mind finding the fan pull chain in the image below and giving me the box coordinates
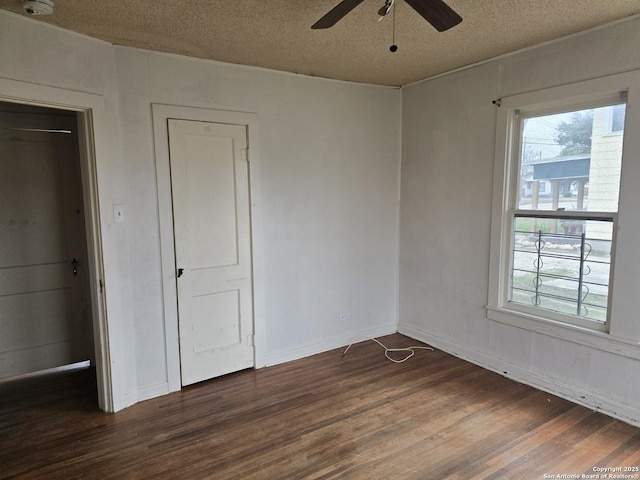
[390,0,398,52]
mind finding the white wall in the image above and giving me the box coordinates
[0,11,400,409]
[399,17,640,425]
[116,47,401,393]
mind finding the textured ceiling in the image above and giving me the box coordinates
[1,0,639,86]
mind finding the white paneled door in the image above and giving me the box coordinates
[168,119,254,386]
[0,113,92,378]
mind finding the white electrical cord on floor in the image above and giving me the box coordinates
[342,338,434,363]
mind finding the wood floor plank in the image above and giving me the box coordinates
[1,334,639,479]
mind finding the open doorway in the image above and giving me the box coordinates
[0,102,98,404]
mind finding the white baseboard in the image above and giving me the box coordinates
[260,324,397,368]
[398,324,640,428]
[135,382,171,404]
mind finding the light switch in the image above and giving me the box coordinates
[113,204,125,223]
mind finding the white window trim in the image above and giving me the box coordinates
[487,71,640,358]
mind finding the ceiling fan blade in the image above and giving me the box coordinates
[404,0,462,32]
[312,0,367,29]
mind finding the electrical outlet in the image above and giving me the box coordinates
[339,313,350,321]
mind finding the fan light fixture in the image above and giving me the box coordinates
[22,0,54,16]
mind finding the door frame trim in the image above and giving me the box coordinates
[152,104,265,391]
[0,78,113,412]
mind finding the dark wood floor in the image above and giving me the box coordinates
[2,334,639,479]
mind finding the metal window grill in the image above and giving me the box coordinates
[511,228,611,322]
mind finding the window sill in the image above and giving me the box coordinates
[486,305,640,361]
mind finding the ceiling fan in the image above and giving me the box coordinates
[312,0,462,32]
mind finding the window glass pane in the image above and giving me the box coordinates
[510,217,612,323]
[517,104,625,212]
[611,104,625,133]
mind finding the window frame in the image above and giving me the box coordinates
[507,99,623,331]
[487,72,639,343]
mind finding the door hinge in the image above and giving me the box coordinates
[99,279,104,293]
[247,335,254,347]
[243,148,250,164]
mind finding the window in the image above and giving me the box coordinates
[487,76,635,334]
[511,103,625,328]
[610,104,626,133]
